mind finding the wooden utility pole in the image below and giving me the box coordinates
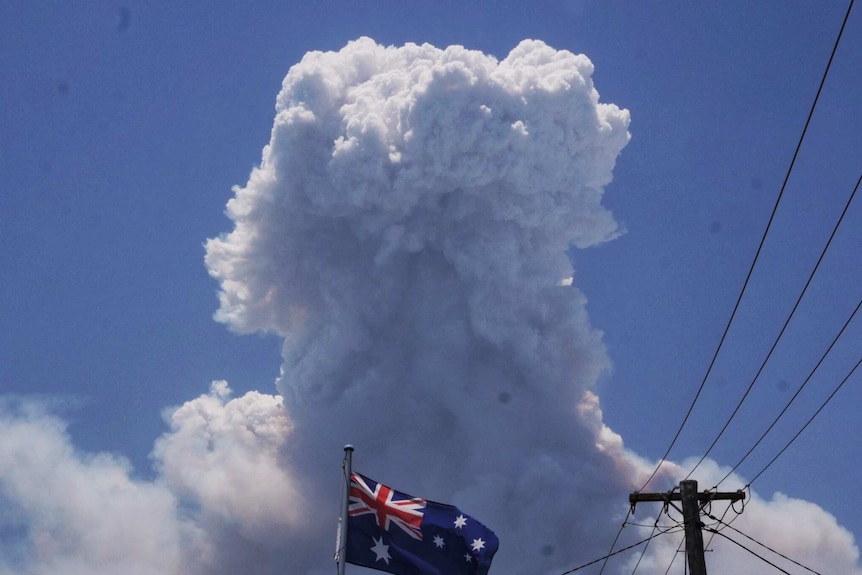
[629,480,744,575]
[680,480,708,575]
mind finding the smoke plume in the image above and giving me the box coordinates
[0,38,859,575]
[204,36,633,571]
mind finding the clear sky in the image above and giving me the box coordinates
[1,2,860,575]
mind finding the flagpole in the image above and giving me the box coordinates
[335,444,353,575]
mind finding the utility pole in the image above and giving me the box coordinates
[629,480,744,575]
[680,480,708,575]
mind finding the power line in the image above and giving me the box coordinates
[706,513,824,575]
[704,528,799,575]
[557,527,682,575]
[703,495,738,550]
[686,172,861,480]
[630,507,665,575]
[715,297,862,487]
[638,0,856,492]
[746,353,862,487]
[597,510,632,575]
[661,535,685,575]
[627,521,684,530]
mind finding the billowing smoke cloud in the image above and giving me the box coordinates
[204,36,633,571]
[0,400,184,575]
[0,38,859,575]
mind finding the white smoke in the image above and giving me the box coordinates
[0,38,859,575]
[153,381,299,538]
[0,399,185,575]
[204,37,633,572]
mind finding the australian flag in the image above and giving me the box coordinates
[346,472,499,575]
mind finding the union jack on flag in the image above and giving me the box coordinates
[349,473,426,540]
[345,472,499,575]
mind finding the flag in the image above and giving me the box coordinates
[346,472,499,575]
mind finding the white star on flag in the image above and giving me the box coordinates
[433,535,445,548]
[454,514,467,529]
[370,537,391,565]
[471,538,486,552]
[464,553,472,563]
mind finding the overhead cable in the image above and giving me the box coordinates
[715,296,862,487]
[706,513,824,575]
[639,0,856,492]
[557,526,682,575]
[662,535,685,575]
[686,172,861,479]
[746,353,862,487]
[705,528,798,575]
[629,507,665,575]
[596,510,632,575]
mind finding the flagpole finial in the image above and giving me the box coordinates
[344,444,354,452]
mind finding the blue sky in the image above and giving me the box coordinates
[1,2,860,574]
